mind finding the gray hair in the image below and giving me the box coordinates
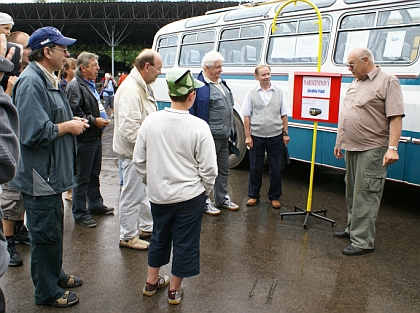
[75,52,99,76]
[201,50,224,69]
[351,47,374,63]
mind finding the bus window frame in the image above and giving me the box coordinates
[266,16,332,66]
[218,23,265,66]
[179,30,216,68]
[333,6,420,66]
[157,34,179,68]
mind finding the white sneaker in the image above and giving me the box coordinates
[204,198,220,216]
[220,195,239,211]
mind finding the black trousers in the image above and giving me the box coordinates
[248,134,283,200]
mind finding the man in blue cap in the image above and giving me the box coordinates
[10,26,88,308]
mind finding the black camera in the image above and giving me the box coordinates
[5,41,22,76]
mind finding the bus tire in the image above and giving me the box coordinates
[229,110,248,169]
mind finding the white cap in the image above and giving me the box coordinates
[0,13,14,26]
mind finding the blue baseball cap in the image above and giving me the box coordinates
[28,26,76,50]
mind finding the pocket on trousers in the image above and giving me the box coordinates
[28,209,60,245]
[363,170,386,193]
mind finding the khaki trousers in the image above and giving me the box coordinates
[344,146,388,249]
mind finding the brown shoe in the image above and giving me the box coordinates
[139,230,152,239]
[246,198,259,206]
[271,200,281,209]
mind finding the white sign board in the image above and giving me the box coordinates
[302,76,331,98]
[271,37,296,58]
[383,31,406,58]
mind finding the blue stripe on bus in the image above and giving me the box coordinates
[159,73,419,85]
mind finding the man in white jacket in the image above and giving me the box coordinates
[113,49,162,250]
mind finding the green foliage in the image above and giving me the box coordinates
[69,43,143,69]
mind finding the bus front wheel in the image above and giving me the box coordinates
[229,111,248,169]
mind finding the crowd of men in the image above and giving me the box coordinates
[0,9,404,310]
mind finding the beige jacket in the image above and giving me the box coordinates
[113,67,157,159]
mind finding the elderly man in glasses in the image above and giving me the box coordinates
[333,47,404,256]
[113,49,162,250]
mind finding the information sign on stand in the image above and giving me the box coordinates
[273,0,342,229]
[292,72,342,124]
[280,71,342,228]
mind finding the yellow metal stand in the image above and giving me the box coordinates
[272,0,335,229]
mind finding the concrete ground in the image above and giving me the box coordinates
[1,123,419,313]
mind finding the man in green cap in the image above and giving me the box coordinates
[133,69,218,305]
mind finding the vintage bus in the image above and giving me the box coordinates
[151,0,420,186]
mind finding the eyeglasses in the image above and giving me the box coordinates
[149,63,162,71]
[346,58,363,69]
[51,46,69,54]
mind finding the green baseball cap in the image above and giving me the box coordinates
[166,69,204,96]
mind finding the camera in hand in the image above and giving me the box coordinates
[5,41,23,76]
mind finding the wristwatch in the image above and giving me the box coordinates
[283,131,289,136]
[388,146,398,151]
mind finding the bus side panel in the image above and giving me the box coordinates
[318,130,345,169]
[288,125,320,163]
[387,141,408,182]
[405,131,420,185]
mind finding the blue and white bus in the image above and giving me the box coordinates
[152,0,420,186]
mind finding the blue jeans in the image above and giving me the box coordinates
[148,193,205,278]
[72,140,105,222]
[248,134,283,200]
[23,194,69,304]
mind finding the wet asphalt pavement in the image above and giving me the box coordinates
[1,121,419,313]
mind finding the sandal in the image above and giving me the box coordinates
[58,274,83,288]
[48,291,79,308]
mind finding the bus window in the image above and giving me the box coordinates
[218,24,264,66]
[221,28,240,40]
[179,31,215,67]
[157,35,178,68]
[272,21,297,35]
[377,8,419,25]
[277,0,336,12]
[334,7,420,65]
[340,13,375,29]
[267,17,331,65]
[298,18,331,32]
[241,25,264,38]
